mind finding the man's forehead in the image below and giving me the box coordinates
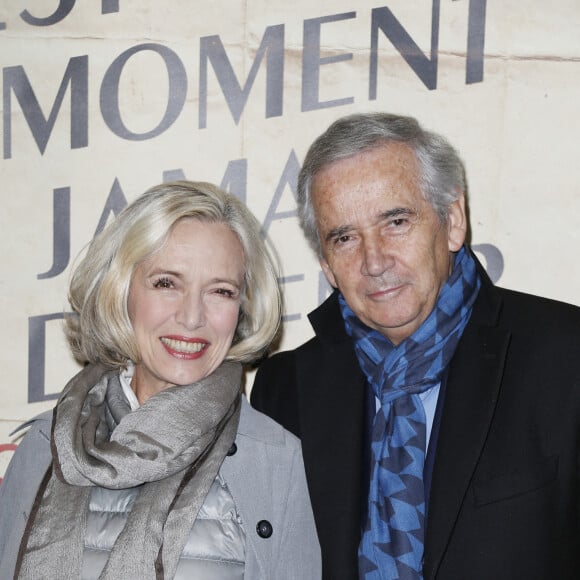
[316,141,419,175]
[313,144,421,192]
[313,177,423,218]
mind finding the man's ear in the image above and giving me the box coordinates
[447,192,468,251]
[320,257,338,288]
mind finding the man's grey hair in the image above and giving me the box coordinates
[297,112,466,255]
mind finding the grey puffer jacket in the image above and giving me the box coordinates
[82,474,245,580]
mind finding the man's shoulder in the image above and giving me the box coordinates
[471,283,580,365]
[255,326,356,389]
[259,334,322,367]
[253,291,359,387]
[495,285,580,329]
[250,336,331,436]
[497,284,579,309]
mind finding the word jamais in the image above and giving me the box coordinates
[3,2,488,159]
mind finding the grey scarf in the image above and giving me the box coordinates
[15,361,242,580]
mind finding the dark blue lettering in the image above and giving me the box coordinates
[220,159,248,204]
[3,56,88,158]
[262,150,301,234]
[466,0,487,83]
[199,25,284,128]
[100,43,187,140]
[280,274,304,322]
[38,187,71,280]
[163,169,187,182]
[20,0,75,26]
[370,3,440,94]
[28,314,66,403]
[302,12,355,111]
[101,0,120,15]
[94,178,128,236]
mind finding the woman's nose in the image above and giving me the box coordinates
[176,294,205,329]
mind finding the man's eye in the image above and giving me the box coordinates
[336,234,351,244]
[386,217,412,231]
[153,277,173,289]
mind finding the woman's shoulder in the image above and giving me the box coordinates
[12,409,53,437]
[2,409,53,486]
[0,410,54,576]
[238,396,301,450]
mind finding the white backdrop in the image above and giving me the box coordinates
[1,0,580,479]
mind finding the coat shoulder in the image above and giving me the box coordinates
[238,397,301,450]
[495,286,580,343]
[498,286,580,318]
[0,410,54,578]
[11,409,53,437]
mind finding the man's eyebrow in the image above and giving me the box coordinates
[324,207,418,242]
[324,207,417,242]
[324,225,352,243]
[378,207,415,220]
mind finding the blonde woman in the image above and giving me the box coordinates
[0,181,321,580]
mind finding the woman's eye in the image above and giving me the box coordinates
[153,277,173,289]
[215,287,236,298]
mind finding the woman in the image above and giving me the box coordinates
[0,181,321,579]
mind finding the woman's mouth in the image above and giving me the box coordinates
[160,337,209,358]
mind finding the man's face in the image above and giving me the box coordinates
[312,142,466,345]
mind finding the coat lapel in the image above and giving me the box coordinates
[423,263,510,578]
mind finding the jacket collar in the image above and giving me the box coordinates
[308,289,350,344]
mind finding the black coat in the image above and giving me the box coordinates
[251,257,580,580]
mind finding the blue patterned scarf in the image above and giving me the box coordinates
[340,246,480,579]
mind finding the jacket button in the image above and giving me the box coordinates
[256,519,273,538]
[227,442,237,456]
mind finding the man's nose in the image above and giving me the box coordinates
[360,234,393,277]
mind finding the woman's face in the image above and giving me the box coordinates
[128,218,244,402]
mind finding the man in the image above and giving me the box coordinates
[251,112,580,579]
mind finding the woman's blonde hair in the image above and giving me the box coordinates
[67,181,281,367]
